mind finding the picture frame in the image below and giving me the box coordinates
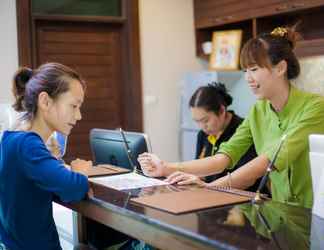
[209,30,243,71]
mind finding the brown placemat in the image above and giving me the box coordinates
[84,164,130,177]
[131,188,250,214]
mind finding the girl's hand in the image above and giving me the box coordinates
[166,171,207,186]
[70,158,92,174]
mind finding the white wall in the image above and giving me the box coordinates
[139,0,204,161]
[0,0,18,103]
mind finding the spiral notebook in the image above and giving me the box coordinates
[131,188,252,214]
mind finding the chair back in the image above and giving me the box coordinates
[309,134,324,218]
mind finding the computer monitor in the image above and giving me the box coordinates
[89,128,152,170]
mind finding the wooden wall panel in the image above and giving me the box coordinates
[16,0,143,162]
[36,21,124,161]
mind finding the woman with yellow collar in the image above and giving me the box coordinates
[190,83,257,186]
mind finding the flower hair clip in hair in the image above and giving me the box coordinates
[271,27,288,37]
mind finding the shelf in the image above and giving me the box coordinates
[195,20,253,59]
[194,3,324,59]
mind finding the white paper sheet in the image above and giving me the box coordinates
[90,172,168,190]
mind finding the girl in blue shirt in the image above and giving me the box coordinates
[0,63,90,250]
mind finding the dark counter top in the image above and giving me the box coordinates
[64,180,323,250]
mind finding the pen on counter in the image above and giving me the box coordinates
[227,172,232,189]
[119,128,145,176]
[98,164,119,172]
[123,192,132,208]
[253,134,287,203]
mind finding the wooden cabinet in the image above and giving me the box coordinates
[194,0,252,28]
[194,0,324,58]
[194,0,292,28]
[289,0,324,10]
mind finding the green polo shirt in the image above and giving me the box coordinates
[219,85,324,208]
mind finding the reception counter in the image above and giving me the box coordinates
[61,181,323,250]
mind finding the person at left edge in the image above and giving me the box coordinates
[0,63,90,250]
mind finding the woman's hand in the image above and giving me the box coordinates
[137,153,167,177]
[70,158,92,175]
[166,171,207,186]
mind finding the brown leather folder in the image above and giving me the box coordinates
[131,188,250,214]
[82,164,130,177]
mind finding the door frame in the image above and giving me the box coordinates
[16,0,143,131]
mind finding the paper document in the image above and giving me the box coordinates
[90,172,168,190]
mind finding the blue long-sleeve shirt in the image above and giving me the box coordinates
[0,131,89,250]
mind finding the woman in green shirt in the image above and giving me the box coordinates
[138,26,324,208]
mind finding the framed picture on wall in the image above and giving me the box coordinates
[209,30,242,71]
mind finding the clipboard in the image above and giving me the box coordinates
[131,188,251,214]
[81,164,130,177]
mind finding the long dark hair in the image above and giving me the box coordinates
[189,82,232,114]
[12,62,86,121]
[240,25,301,80]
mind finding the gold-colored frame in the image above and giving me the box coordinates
[209,30,242,71]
